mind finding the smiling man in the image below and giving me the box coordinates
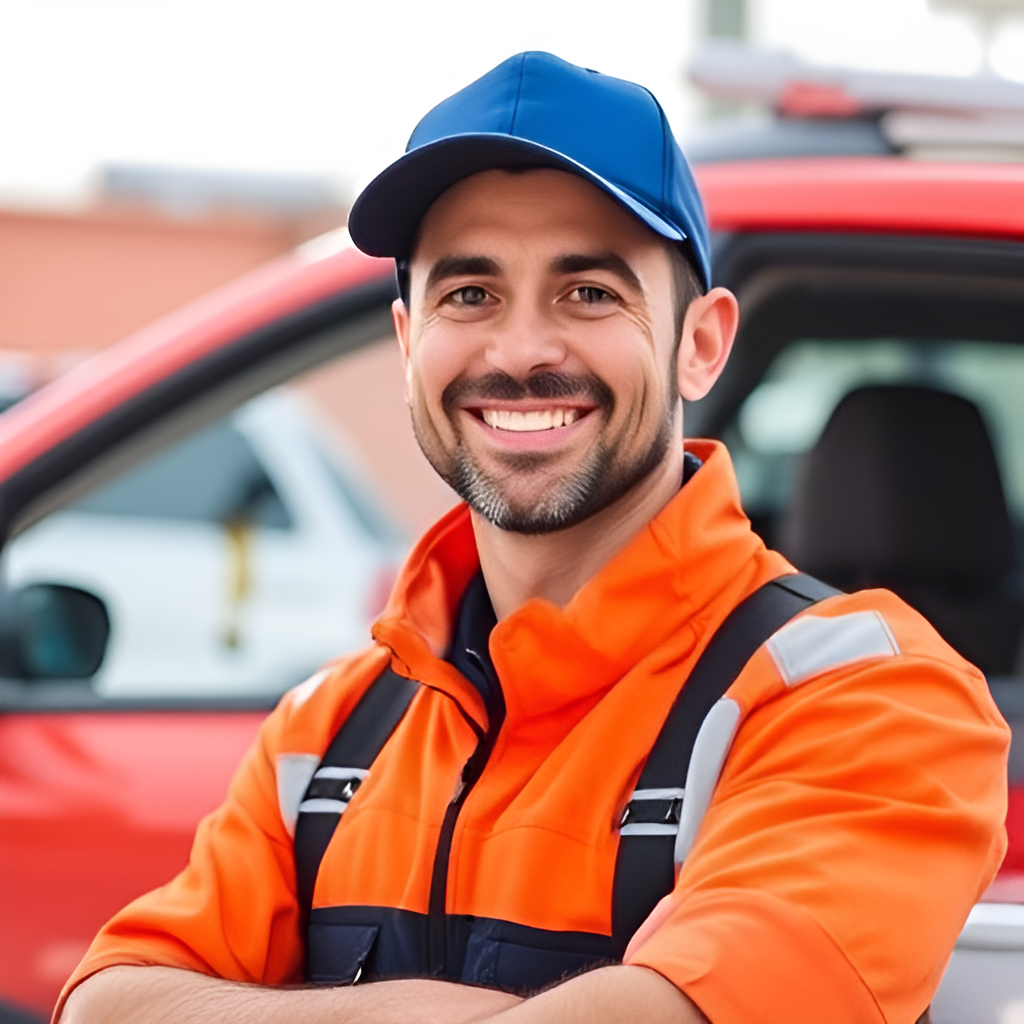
[59,52,1008,1024]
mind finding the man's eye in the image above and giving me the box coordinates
[570,286,613,304]
[448,286,489,306]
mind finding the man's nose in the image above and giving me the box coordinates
[482,300,568,379]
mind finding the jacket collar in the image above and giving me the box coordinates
[372,440,770,729]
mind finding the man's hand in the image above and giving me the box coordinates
[60,963,705,1024]
[483,965,708,1024]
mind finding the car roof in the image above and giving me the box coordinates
[695,157,1024,239]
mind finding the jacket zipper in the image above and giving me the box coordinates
[427,648,504,977]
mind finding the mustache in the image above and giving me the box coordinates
[442,370,614,409]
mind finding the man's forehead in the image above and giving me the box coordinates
[409,168,666,284]
[413,167,652,252]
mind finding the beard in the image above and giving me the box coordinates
[411,369,675,535]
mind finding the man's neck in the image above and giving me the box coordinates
[472,444,686,621]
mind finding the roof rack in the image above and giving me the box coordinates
[686,42,1024,160]
[690,41,1024,116]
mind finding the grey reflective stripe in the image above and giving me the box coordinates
[767,611,899,687]
[298,798,351,814]
[630,787,685,801]
[620,823,679,836]
[276,753,321,837]
[674,697,742,865]
[314,766,369,781]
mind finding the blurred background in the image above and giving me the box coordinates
[2,0,1023,534]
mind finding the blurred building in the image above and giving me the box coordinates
[0,165,346,397]
[702,0,750,119]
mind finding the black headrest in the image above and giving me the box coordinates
[780,385,1013,588]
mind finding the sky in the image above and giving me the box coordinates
[0,0,1022,206]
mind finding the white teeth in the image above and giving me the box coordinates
[481,408,581,431]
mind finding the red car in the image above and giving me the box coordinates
[1,118,1022,1022]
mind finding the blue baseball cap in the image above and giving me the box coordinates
[348,51,711,291]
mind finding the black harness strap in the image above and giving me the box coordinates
[294,666,420,930]
[610,573,839,956]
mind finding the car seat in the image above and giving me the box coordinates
[779,384,1024,677]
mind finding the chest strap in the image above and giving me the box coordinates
[610,572,840,957]
[294,666,420,930]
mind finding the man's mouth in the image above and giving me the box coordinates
[480,408,583,432]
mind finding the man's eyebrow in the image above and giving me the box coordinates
[552,253,642,292]
[425,255,501,292]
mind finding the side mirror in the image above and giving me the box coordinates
[0,583,111,680]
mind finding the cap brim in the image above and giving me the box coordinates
[348,134,687,258]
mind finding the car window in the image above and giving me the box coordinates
[726,339,1024,533]
[725,338,1024,582]
[308,442,405,548]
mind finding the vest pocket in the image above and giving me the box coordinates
[307,922,379,984]
[461,919,615,993]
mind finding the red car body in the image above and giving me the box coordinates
[1,158,1022,1020]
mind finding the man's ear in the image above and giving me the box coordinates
[677,287,739,402]
[392,298,414,403]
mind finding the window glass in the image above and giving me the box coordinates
[308,442,405,548]
[71,421,293,529]
[726,339,1024,538]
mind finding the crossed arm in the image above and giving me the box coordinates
[60,962,708,1024]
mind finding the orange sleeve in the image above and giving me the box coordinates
[627,604,1010,1023]
[53,649,387,1022]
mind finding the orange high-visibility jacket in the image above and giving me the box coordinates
[58,441,1010,1023]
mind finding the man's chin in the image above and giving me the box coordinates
[451,452,622,535]
[469,499,576,536]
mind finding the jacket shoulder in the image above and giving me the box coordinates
[267,644,394,760]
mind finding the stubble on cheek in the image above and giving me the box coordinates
[406,379,459,487]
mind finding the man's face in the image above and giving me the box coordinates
[395,168,682,534]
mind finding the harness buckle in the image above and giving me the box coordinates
[298,766,369,815]
[619,787,685,832]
